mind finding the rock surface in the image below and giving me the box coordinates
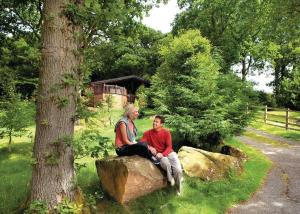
[220,145,248,161]
[178,146,242,181]
[95,155,167,203]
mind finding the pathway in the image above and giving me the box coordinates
[228,128,300,214]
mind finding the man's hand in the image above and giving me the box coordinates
[149,146,157,155]
[156,153,164,159]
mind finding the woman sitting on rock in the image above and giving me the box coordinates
[114,104,159,164]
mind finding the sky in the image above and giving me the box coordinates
[142,0,181,33]
[142,0,273,93]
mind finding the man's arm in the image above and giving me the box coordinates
[140,131,157,155]
[162,131,173,157]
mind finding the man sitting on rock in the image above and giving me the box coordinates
[140,115,183,195]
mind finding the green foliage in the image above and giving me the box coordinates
[25,200,48,214]
[0,95,35,151]
[174,0,269,73]
[0,37,39,99]
[54,198,81,214]
[104,94,114,112]
[150,30,255,148]
[135,85,148,117]
[150,30,224,148]
[56,96,70,109]
[86,24,164,80]
[0,0,41,40]
[257,91,276,107]
[278,69,300,110]
[74,95,96,122]
[73,127,112,171]
[216,73,257,133]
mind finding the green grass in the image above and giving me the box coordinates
[0,134,33,213]
[242,131,289,147]
[0,108,272,214]
[250,119,300,141]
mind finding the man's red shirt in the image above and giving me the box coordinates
[140,128,173,157]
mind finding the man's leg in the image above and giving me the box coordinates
[167,152,183,193]
[160,157,173,183]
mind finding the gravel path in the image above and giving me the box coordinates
[228,129,300,214]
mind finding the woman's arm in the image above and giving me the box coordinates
[119,122,133,145]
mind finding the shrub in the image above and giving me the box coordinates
[149,30,255,149]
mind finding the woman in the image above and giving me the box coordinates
[114,104,159,164]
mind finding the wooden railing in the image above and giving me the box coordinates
[254,105,300,131]
[103,84,127,95]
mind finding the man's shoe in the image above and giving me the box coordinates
[151,156,160,165]
[170,178,175,186]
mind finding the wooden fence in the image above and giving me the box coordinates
[254,105,300,131]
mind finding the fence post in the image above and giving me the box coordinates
[286,108,289,130]
[264,105,268,123]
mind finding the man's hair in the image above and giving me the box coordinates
[155,115,165,124]
[123,104,136,117]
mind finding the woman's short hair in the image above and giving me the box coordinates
[123,104,136,117]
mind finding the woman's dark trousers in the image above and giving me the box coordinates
[116,142,153,160]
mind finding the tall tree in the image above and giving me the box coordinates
[29,0,167,210]
[29,0,82,208]
[261,0,300,100]
[87,24,164,81]
[173,0,269,78]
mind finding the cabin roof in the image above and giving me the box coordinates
[90,75,149,86]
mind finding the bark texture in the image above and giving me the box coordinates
[30,0,80,208]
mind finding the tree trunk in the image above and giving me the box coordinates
[241,58,247,81]
[274,58,287,97]
[8,129,12,153]
[30,0,81,209]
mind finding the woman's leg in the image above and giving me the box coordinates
[116,143,153,159]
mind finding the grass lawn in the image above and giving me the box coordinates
[250,119,300,141]
[0,130,34,213]
[0,108,272,213]
[242,131,289,147]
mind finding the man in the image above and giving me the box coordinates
[140,115,183,195]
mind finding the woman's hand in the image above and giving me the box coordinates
[149,146,157,155]
[156,153,163,159]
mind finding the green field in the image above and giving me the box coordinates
[0,108,272,213]
[251,109,300,141]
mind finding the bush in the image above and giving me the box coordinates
[0,95,35,152]
[277,68,300,110]
[148,30,255,149]
[257,90,276,107]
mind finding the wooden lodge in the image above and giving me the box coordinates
[88,75,149,108]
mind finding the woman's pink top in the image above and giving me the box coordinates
[115,121,134,148]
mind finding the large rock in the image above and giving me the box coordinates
[178,146,242,181]
[95,155,167,203]
[220,145,247,161]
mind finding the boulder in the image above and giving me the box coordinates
[220,145,247,161]
[178,146,242,181]
[95,155,167,203]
